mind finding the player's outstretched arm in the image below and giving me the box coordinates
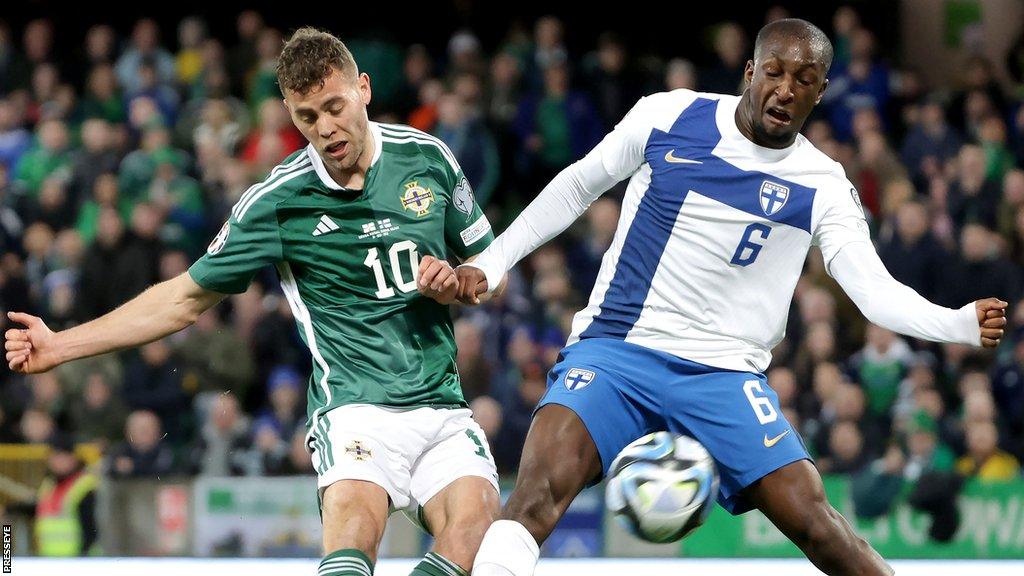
[830,242,1004,347]
[454,151,619,303]
[5,272,225,373]
[455,95,657,303]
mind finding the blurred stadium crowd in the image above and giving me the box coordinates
[0,5,1023,517]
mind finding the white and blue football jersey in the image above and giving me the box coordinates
[565,90,870,373]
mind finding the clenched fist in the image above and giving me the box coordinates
[455,265,489,305]
[976,298,1008,348]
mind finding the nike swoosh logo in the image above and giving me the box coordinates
[763,429,791,448]
[664,150,703,164]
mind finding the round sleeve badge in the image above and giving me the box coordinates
[453,177,475,216]
[207,221,230,255]
[849,187,865,214]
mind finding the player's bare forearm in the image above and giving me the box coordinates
[6,272,224,372]
[59,272,224,361]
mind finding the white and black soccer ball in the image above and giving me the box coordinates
[605,432,720,543]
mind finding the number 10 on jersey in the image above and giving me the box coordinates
[364,240,419,298]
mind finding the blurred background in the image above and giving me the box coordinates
[1,0,1023,569]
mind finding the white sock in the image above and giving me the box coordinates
[472,520,540,576]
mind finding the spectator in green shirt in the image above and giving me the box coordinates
[903,410,955,480]
[80,65,126,125]
[14,118,71,196]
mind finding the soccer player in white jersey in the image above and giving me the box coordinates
[457,19,1006,576]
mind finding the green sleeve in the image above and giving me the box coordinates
[188,201,283,294]
[443,168,494,261]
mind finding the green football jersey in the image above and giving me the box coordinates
[188,122,494,431]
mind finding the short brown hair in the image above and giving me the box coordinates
[276,27,358,95]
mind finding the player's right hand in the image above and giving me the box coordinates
[975,297,1008,348]
[5,311,60,373]
[455,265,488,306]
[417,255,458,305]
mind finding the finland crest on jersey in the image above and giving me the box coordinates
[759,181,790,216]
[564,368,596,390]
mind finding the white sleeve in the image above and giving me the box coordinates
[813,177,872,268]
[830,241,980,346]
[462,95,658,290]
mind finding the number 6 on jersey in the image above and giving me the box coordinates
[730,223,772,267]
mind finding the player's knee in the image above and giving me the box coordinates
[321,488,388,557]
[502,414,598,539]
[436,509,498,562]
[802,498,851,554]
[322,521,383,561]
[502,483,564,538]
[445,498,499,537]
[505,464,595,544]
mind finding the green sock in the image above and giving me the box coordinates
[409,551,468,576]
[320,548,374,576]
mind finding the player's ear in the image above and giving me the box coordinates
[815,78,829,105]
[743,60,755,87]
[358,72,372,106]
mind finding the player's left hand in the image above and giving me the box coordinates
[418,255,458,305]
[975,297,1008,348]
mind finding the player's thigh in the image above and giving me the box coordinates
[320,479,390,559]
[535,339,660,479]
[500,404,605,544]
[406,409,499,534]
[311,405,419,513]
[664,369,808,515]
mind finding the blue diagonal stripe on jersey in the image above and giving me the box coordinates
[580,97,817,341]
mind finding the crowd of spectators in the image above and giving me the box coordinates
[1,7,1023,506]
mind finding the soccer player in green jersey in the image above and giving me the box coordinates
[6,28,504,576]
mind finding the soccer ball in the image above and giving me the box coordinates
[605,432,719,543]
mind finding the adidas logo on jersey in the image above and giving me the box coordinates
[313,215,340,236]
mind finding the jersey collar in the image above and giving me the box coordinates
[307,121,384,191]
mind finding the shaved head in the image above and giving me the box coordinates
[754,18,833,73]
[737,18,832,148]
